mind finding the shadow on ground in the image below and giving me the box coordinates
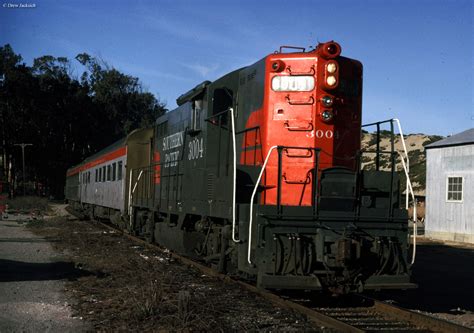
[0,237,58,243]
[0,259,93,282]
[371,243,474,313]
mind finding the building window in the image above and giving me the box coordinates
[447,176,463,202]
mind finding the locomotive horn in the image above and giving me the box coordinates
[317,41,341,59]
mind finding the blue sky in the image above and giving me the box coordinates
[1,0,472,135]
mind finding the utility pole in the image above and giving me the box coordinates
[14,143,33,196]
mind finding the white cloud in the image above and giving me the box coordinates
[180,62,219,78]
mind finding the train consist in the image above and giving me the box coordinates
[66,41,416,293]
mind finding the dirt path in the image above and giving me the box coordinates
[0,218,90,332]
[48,203,72,218]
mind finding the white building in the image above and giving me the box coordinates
[425,128,474,243]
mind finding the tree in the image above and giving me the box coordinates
[76,53,165,139]
[0,45,166,197]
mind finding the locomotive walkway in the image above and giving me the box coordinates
[0,214,90,332]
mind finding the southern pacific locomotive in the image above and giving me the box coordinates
[65,42,415,293]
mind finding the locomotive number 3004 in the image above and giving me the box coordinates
[188,138,204,160]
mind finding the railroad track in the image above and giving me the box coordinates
[76,214,471,333]
[284,293,471,332]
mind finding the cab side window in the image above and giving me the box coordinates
[191,100,202,131]
[212,88,233,125]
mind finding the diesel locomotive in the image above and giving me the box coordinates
[65,41,416,293]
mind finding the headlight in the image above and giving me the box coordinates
[321,95,333,107]
[321,110,333,122]
[326,62,337,73]
[326,75,337,86]
[272,75,315,92]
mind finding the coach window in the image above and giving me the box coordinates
[117,161,123,180]
[102,166,106,182]
[112,163,117,181]
[106,165,111,181]
[95,169,98,182]
[212,88,233,125]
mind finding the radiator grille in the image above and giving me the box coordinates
[207,173,214,200]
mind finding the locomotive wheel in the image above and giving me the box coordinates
[145,217,155,243]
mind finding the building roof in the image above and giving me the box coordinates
[425,128,474,149]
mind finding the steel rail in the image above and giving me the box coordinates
[366,296,472,333]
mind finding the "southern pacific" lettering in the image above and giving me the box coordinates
[162,131,184,151]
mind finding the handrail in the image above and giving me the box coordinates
[398,151,417,264]
[198,106,240,242]
[362,118,417,264]
[279,45,306,53]
[205,108,231,121]
[248,145,278,264]
[128,170,133,215]
[247,145,320,264]
[229,107,240,243]
[128,169,144,228]
[285,95,315,106]
[361,119,395,127]
[392,119,410,209]
[392,118,417,264]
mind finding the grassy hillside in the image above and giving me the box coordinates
[360,132,443,195]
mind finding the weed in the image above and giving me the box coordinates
[6,196,49,213]
[128,273,169,320]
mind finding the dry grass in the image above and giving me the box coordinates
[6,196,49,213]
[128,272,169,319]
[27,217,315,332]
[126,271,222,330]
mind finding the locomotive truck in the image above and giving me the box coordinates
[66,41,416,293]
